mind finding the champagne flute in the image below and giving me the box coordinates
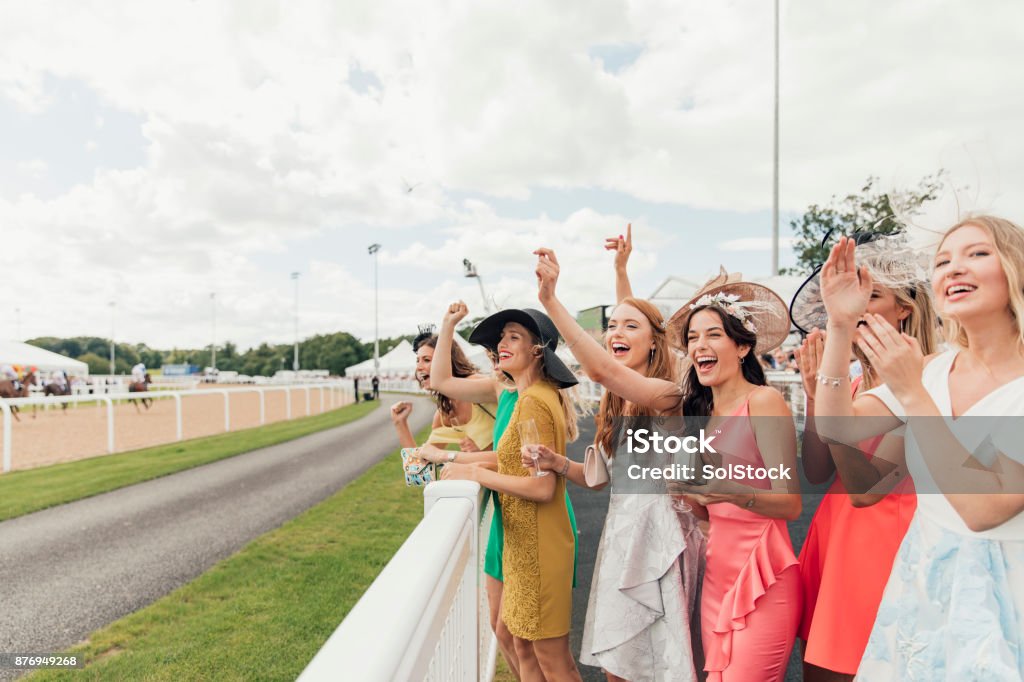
[518,419,548,477]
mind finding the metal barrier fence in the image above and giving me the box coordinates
[0,382,353,473]
[300,481,495,682]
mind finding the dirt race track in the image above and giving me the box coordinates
[0,386,352,471]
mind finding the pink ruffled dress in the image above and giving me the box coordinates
[701,399,802,681]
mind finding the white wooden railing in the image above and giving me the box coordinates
[0,382,353,473]
[300,481,496,682]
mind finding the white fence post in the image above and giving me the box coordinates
[220,390,230,432]
[174,393,183,441]
[1,401,11,472]
[103,397,115,453]
[304,386,311,416]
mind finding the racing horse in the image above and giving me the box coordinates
[128,373,153,411]
[43,375,73,412]
[0,369,38,421]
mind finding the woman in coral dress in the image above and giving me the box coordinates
[789,231,938,681]
[668,271,803,682]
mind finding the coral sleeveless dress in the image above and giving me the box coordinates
[701,398,802,681]
[798,377,917,674]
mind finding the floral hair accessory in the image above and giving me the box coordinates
[689,292,763,334]
[666,267,790,355]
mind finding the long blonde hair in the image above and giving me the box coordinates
[937,215,1024,351]
[525,339,585,443]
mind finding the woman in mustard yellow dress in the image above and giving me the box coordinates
[442,301,583,682]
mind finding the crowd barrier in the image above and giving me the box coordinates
[0,382,353,473]
[300,481,495,682]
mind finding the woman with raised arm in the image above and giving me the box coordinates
[531,234,705,682]
[788,232,939,682]
[440,304,584,681]
[814,218,1024,679]
[389,325,495,456]
[665,270,802,682]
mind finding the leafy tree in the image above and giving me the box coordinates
[783,172,945,275]
[76,352,108,375]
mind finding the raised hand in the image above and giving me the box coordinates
[856,313,926,403]
[820,236,873,328]
[442,300,470,328]
[390,401,413,424]
[604,223,633,271]
[533,248,561,303]
[795,328,826,400]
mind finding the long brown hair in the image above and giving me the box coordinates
[679,305,767,424]
[413,332,478,422]
[594,297,678,457]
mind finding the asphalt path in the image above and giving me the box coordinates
[565,421,829,682]
[0,396,433,677]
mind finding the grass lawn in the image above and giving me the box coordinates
[29,424,431,681]
[0,400,379,522]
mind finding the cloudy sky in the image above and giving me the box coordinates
[2,0,1021,351]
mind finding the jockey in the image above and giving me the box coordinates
[1,364,21,391]
[51,370,69,390]
[131,362,147,384]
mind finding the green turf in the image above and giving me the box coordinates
[29,425,430,682]
[0,401,379,522]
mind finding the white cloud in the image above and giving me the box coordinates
[16,159,47,179]
[719,236,797,252]
[1,0,1022,350]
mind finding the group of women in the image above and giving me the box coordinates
[390,217,1024,681]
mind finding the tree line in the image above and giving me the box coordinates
[28,332,419,377]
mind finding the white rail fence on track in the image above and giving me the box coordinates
[300,480,496,682]
[0,382,354,473]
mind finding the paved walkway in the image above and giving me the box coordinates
[0,397,433,676]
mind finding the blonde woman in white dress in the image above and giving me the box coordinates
[814,216,1024,680]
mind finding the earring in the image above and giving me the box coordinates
[648,349,655,364]
[900,318,906,334]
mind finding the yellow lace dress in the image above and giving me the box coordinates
[498,381,575,640]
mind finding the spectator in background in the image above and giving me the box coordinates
[353,376,360,403]
[371,375,380,400]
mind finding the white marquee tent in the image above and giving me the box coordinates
[0,340,89,376]
[344,335,494,379]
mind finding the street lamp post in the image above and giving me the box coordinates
[368,244,381,376]
[291,273,300,372]
[463,258,493,314]
[108,301,116,375]
[210,292,217,371]
[771,0,781,276]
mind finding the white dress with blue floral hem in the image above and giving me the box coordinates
[861,350,1024,681]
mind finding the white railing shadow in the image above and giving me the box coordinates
[300,480,496,682]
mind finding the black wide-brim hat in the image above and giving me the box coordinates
[468,308,578,389]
